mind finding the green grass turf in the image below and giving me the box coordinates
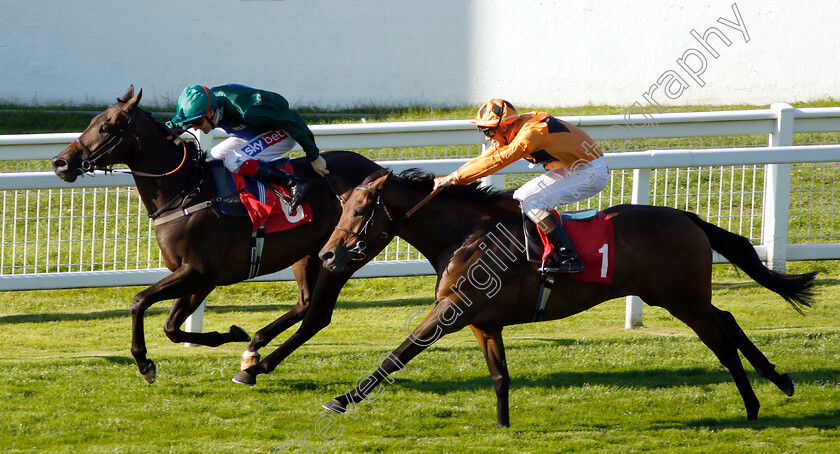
[1,268,839,453]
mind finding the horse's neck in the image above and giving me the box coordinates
[129,126,201,215]
[393,193,507,266]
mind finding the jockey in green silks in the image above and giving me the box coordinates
[167,84,328,215]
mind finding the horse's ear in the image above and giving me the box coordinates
[118,85,135,103]
[361,168,392,186]
[375,169,392,186]
[124,88,143,112]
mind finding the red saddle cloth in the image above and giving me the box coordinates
[536,210,615,283]
[230,162,314,233]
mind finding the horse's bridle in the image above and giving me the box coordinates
[75,103,189,179]
[333,181,443,260]
[75,104,140,173]
[333,186,396,260]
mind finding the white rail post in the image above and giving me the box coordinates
[762,103,794,273]
[184,300,207,348]
[625,168,650,328]
[184,128,215,346]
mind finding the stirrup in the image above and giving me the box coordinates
[287,178,311,215]
[540,252,583,274]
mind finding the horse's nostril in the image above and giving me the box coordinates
[319,250,334,262]
[52,157,68,169]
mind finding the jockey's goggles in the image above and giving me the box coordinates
[478,126,497,138]
[188,116,207,127]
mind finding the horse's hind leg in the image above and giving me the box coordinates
[666,303,761,419]
[163,287,251,347]
[715,308,795,396]
[241,256,320,370]
[471,325,511,428]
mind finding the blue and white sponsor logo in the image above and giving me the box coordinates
[242,137,267,157]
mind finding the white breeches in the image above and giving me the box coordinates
[209,129,297,173]
[513,156,609,222]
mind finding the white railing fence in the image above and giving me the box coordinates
[1,103,838,331]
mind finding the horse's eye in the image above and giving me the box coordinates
[354,209,364,217]
[99,124,113,134]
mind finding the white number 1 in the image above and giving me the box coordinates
[598,243,609,278]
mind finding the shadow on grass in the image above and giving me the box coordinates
[100,355,135,366]
[0,296,429,324]
[0,303,292,324]
[338,296,431,310]
[655,408,840,430]
[389,367,840,394]
[0,308,149,324]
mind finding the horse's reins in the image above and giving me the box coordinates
[144,132,206,221]
[323,173,345,206]
[336,185,441,260]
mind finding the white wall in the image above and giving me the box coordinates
[0,0,837,109]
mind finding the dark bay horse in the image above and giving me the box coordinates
[318,169,817,427]
[51,86,386,385]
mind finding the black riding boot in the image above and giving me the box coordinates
[253,162,311,215]
[542,227,583,274]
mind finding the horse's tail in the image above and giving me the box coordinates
[681,210,816,313]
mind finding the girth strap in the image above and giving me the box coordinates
[153,199,221,226]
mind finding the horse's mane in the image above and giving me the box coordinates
[370,168,514,205]
[136,106,202,155]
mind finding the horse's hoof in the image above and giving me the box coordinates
[141,361,157,384]
[230,325,251,342]
[322,398,347,414]
[232,370,257,386]
[780,373,795,397]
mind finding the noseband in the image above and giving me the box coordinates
[333,186,396,260]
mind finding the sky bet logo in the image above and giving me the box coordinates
[243,130,288,156]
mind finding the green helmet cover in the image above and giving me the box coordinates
[168,85,218,128]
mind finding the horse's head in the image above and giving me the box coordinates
[319,169,394,273]
[52,86,143,182]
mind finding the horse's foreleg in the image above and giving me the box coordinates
[471,325,511,428]
[130,289,158,384]
[163,287,251,347]
[715,308,795,396]
[232,269,350,385]
[242,257,320,370]
[323,296,471,413]
[130,265,201,383]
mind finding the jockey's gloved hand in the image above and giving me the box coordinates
[433,174,455,191]
[311,155,330,176]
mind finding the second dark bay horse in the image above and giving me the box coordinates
[318,169,817,427]
[51,86,387,385]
